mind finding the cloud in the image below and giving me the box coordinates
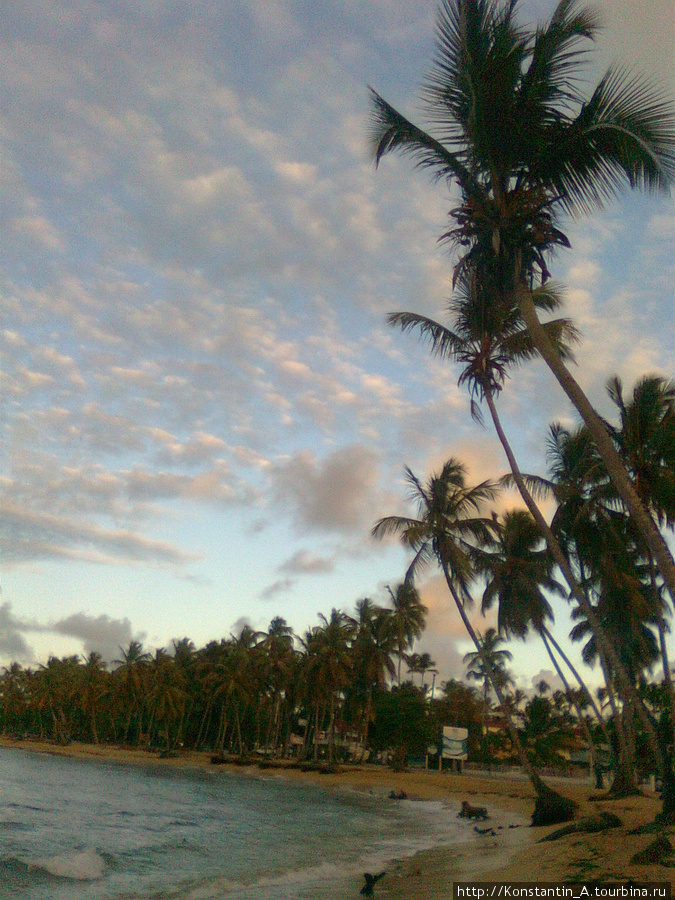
[260,578,295,600]
[528,669,565,696]
[50,613,142,664]
[271,444,382,534]
[261,547,336,601]
[0,500,199,567]
[0,602,35,664]
[0,602,144,666]
[278,549,335,575]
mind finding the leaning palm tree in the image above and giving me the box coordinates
[369,0,675,600]
[476,509,607,765]
[388,260,642,765]
[373,457,576,823]
[606,375,675,744]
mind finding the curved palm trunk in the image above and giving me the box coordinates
[541,626,606,734]
[441,563,570,817]
[484,389,672,810]
[514,283,675,601]
[540,630,597,774]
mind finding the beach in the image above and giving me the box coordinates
[2,738,672,896]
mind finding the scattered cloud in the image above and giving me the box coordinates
[0,602,145,667]
[270,444,383,534]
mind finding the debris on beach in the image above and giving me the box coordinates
[458,800,488,820]
[361,871,386,895]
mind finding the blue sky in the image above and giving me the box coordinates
[1,0,673,691]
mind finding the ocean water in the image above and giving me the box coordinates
[0,748,478,899]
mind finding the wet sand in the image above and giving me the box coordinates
[2,738,673,896]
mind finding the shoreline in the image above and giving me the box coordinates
[2,738,673,897]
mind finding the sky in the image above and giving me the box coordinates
[1,0,673,692]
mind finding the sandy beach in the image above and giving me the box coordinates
[2,738,673,896]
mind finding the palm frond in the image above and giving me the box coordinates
[500,471,555,500]
[387,311,465,360]
[543,66,675,214]
[368,89,478,190]
[371,515,421,541]
[520,0,600,111]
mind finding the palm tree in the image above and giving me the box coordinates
[369,0,675,601]
[113,640,151,744]
[544,420,666,795]
[148,649,187,751]
[607,375,675,741]
[417,652,438,691]
[80,652,108,744]
[607,375,675,530]
[386,229,650,786]
[260,617,296,753]
[310,609,356,765]
[386,582,428,683]
[464,627,513,765]
[373,457,575,823]
[476,508,607,769]
[350,598,396,754]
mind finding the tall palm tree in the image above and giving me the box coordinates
[607,375,675,530]
[417,652,438,691]
[373,457,575,822]
[310,609,356,765]
[476,509,607,765]
[463,627,513,765]
[80,652,108,744]
[260,617,296,753]
[544,420,667,795]
[387,234,651,784]
[606,375,675,739]
[386,582,428,683]
[113,641,151,744]
[369,0,675,600]
[349,598,396,753]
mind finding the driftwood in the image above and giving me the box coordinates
[458,800,488,820]
[538,811,622,842]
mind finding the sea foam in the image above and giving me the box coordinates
[30,847,106,880]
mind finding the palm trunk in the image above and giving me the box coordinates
[541,626,606,730]
[610,695,643,797]
[441,563,574,823]
[540,630,597,775]
[649,559,675,749]
[484,388,672,807]
[514,281,675,600]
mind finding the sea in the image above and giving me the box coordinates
[0,747,482,899]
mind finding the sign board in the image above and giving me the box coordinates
[442,726,468,760]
